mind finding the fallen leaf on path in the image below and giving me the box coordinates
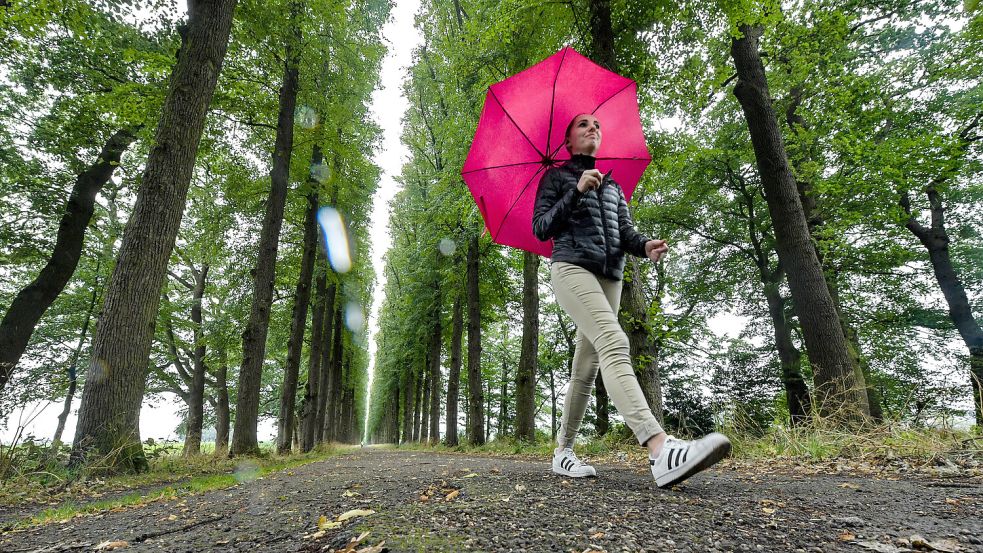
[761,507,776,514]
[838,483,860,489]
[356,541,386,553]
[95,541,129,551]
[590,532,605,539]
[343,490,361,497]
[445,489,460,501]
[910,535,960,552]
[462,473,479,478]
[515,484,526,492]
[839,531,856,541]
[214,539,230,545]
[855,540,906,552]
[944,498,959,506]
[337,509,375,522]
[317,515,342,530]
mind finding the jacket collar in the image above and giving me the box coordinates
[563,154,596,171]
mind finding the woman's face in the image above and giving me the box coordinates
[566,114,602,155]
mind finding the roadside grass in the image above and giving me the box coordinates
[389,420,982,474]
[0,441,352,530]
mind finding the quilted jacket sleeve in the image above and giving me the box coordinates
[617,185,649,258]
[532,169,582,241]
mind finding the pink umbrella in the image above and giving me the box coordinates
[462,46,651,257]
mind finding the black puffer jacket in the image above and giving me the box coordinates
[532,154,649,280]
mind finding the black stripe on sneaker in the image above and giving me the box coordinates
[681,449,688,464]
[563,458,572,471]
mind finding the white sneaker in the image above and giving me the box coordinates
[650,432,731,488]
[552,447,597,478]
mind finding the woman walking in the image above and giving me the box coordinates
[533,113,731,488]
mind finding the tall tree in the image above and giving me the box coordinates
[729,22,869,422]
[231,1,302,456]
[71,1,238,469]
[515,251,539,441]
[0,128,136,395]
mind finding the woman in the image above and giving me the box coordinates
[532,113,730,488]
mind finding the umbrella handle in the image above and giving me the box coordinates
[597,169,613,193]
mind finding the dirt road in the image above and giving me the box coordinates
[2,447,980,552]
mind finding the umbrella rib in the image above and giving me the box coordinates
[545,47,570,156]
[492,164,547,241]
[590,80,636,117]
[488,89,544,158]
[461,160,544,176]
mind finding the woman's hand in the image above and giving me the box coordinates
[645,239,669,263]
[576,169,604,193]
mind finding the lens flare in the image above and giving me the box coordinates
[317,206,352,273]
[295,105,318,129]
[438,238,457,256]
[344,301,365,332]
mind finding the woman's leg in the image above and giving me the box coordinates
[551,262,663,446]
[556,330,598,449]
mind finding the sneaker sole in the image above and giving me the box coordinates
[655,434,731,488]
[551,465,596,478]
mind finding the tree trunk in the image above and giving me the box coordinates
[420,362,431,443]
[515,251,539,441]
[52,259,103,449]
[412,369,422,441]
[183,263,210,456]
[213,349,230,456]
[445,295,463,446]
[619,260,664,421]
[301,246,327,452]
[730,24,868,423]
[594,374,610,436]
[902,188,983,426]
[498,356,509,437]
[70,5,237,470]
[401,369,414,443]
[0,129,136,395]
[762,282,811,423]
[231,7,302,457]
[466,234,484,445]
[277,191,319,454]
[322,305,343,442]
[427,298,442,444]
[315,285,337,444]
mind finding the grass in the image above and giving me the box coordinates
[1,442,354,531]
[387,420,982,473]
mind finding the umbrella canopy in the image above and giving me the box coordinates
[462,46,651,257]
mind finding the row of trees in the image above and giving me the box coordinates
[367,0,981,445]
[1,0,389,469]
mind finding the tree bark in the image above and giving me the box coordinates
[412,368,422,441]
[315,285,337,444]
[327,307,344,442]
[401,369,414,443]
[320,304,342,442]
[466,234,484,445]
[902,187,983,426]
[420,361,432,443]
[183,262,210,456]
[0,128,136,395]
[231,5,302,456]
[762,282,811,423]
[515,251,539,441]
[427,295,442,444]
[70,4,237,470]
[277,191,319,454]
[213,348,230,455]
[619,260,664,421]
[498,354,509,437]
[445,295,463,446]
[301,246,327,451]
[730,24,868,423]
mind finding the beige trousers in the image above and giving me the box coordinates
[551,261,664,447]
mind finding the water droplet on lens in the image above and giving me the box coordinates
[310,162,330,183]
[317,206,352,273]
[234,460,260,483]
[344,302,365,332]
[438,238,456,256]
[295,105,318,129]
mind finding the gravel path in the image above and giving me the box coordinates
[1,446,980,552]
